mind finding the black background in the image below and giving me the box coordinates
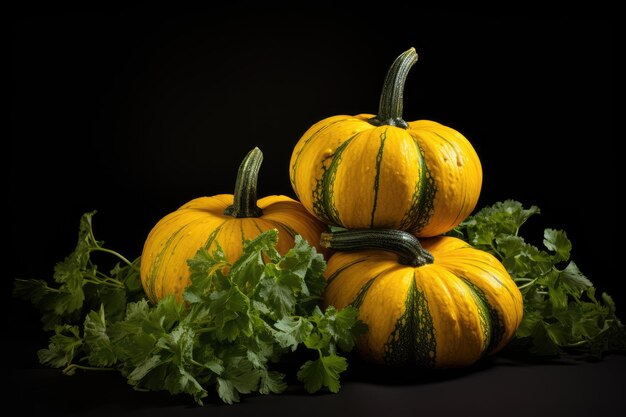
[8,5,620,416]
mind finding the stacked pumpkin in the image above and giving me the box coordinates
[140,48,523,369]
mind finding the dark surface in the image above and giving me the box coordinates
[11,354,626,416]
[9,6,618,417]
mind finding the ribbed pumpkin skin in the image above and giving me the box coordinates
[289,115,482,237]
[140,194,326,303]
[322,236,522,368]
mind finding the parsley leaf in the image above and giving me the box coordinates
[274,316,314,351]
[13,212,142,330]
[297,354,348,394]
[15,216,365,405]
[37,324,83,371]
[24,200,624,405]
[83,305,116,367]
[454,200,626,358]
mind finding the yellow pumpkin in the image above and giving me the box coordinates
[321,229,523,368]
[140,147,327,302]
[289,48,482,237]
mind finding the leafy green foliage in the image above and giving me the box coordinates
[453,200,626,357]
[14,215,365,404]
[15,203,626,406]
[13,211,143,331]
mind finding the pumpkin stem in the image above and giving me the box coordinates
[224,147,264,218]
[369,48,418,129]
[320,229,434,267]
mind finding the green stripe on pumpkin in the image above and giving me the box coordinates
[148,221,209,302]
[290,118,351,193]
[270,220,297,239]
[326,258,368,286]
[399,138,436,234]
[312,133,358,225]
[370,129,387,228]
[203,221,227,249]
[251,219,265,234]
[460,277,506,354]
[238,221,246,244]
[350,275,379,309]
[466,262,521,325]
[459,277,491,353]
[383,274,436,367]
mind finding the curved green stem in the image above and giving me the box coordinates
[320,229,434,267]
[90,247,136,268]
[368,48,418,129]
[83,275,125,289]
[517,278,538,290]
[224,147,264,218]
[489,242,505,260]
[63,364,116,373]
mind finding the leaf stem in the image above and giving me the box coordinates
[190,359,206,367]
[83,275,126,289]
[90,247,136,268]
[489,242,504,259]
[63,364,116,373]
[517,278,538,290]
[195,327,218,334]
[563,340,588,348]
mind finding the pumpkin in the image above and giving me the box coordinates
[140,147,327,303]
[289,48,482,237]
[321,229,523,368]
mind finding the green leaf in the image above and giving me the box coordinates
[217,356,261,404]
[456,200,626,359]
[529,322,561,356]
[543,229,572,263]
[496,235,553,277]
[273,316,314,351]
[84,305,116,367]
[18,211,368,405]
[111,258,144,300]
[280,235,327,297]
[127,355,163,382]
[13,279,59,307]
[209,287,252,342]
[297,354,348,394]
[216,378,240,405]
[314,306,367,352]
[13,211,142,333]
[38,325,83,369]
[13,279,84,330]
[258,265,302,318]
[495,235,533,276]
[258,369,287,395]
[571,312,602,339]
[186,246,229,302]
[548,286,568,312]
[229,230,280,289]
[333,306,368,351]
[459,200,540,247]
[515,309,543,338]
[545,321,570,346]
[304,330,330,350]
[560,262,593,293]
